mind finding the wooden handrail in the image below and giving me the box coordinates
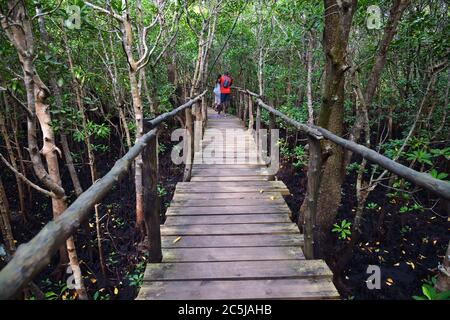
[235,87,449,259]
[237,88,450,201]
[0,91,207,300]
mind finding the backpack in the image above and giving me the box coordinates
[223,76,231,88]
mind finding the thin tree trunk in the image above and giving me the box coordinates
[0,96,26,220]
[60,133,83,197]
[306,31,315,125]
[0,176,15,254]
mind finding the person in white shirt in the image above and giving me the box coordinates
[213,74,222,113]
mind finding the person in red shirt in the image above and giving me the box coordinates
[219,72,233,115]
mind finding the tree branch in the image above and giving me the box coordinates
[0,153,56,198]
[84,1,124,22]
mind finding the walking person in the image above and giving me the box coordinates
[219,72,233,115]
[213,74,222,113]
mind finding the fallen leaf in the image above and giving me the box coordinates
[386,278,394,286]
[114,287,119,295]
[270,196,276,200]
[393,263,400,267]
[173,236,182,244]
[90,278,97,284]
[259,189,264,193]
[406,261,415,270]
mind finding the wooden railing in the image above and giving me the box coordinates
[0,90,207,300]
[232,87,450,259]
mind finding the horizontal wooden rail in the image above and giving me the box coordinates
[0,91,206,300]
[237,88,450,201]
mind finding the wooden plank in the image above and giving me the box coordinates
[191,176,269,182]
[165,213,291,225]
[165,205,291,215]
[137,278,339,300]
[177,181,286,188]
[191,169,270,177]
[176,186,290,196]
[143,260,333,281]
[172,192,283,200]
[161,223,298,236]
[170,198,285,207]
[193,160,265,165]
[162,234,304,248]
[192,164,265,169]
[162,246,305,262]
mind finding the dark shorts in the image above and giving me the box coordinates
[220,93,230,103]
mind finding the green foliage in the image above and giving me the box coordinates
[125,260,146,288]
[157,184,167,197]
[366,202,377,210]
[332,219,352,240]
[413,277,450,300]
[292,145,307,169]
[346,162,361,173]
[429,169,448,181]
[406,149,432,166]
[158,142,167,155]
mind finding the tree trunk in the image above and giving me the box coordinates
[314,0,357,257]
[306,31,315,125]
[0,176,15,254]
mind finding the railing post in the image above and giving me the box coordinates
[237,92,241,119]
[248,94,254,132]
[243,93,248,124]
[301,135,322,259]
[256,102,261,155]
[269,113,276,131]
[201,96,207,136]
[183,103,194,181]
[142,123,162,263]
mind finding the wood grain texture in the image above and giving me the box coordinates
[165,214,290,225]
[137,278,339,300]
[162,246,305,262]
[161,223,298,236]
[144,260,333,281]
[165,205,291,215]
[161,234,304,248]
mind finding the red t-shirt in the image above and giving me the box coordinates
[219,75,232,94]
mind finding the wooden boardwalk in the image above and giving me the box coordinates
[137,109,339,300]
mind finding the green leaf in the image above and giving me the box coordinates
[435,290,450,300]
[422,284,434,300]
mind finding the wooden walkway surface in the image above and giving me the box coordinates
[137,109,339,300]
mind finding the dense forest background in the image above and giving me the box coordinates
[0,0,449,300]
